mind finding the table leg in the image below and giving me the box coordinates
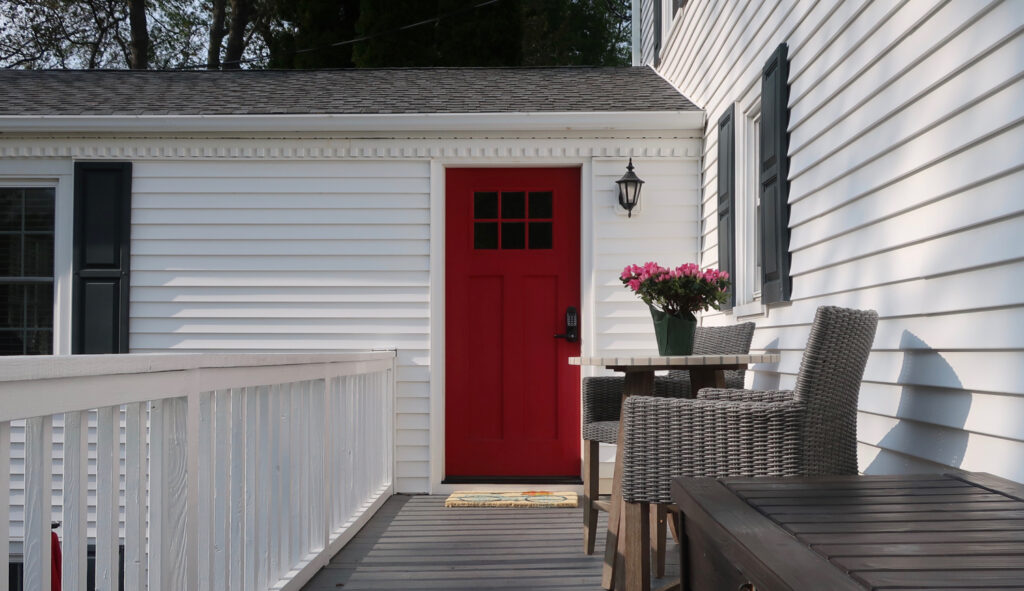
[687,368,725,395]
[602,371,654,590]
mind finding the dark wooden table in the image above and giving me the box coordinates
[671,471,1024,590]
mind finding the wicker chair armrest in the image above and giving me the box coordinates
[697,388,795,403]
[620,395,804,504]
[581,376,626,424]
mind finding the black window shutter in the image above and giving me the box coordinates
[717,105,736,310]
[73,162,132,354]
[759,43,792,304]
[653,0,662,64]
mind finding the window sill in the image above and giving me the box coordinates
[731,300,766,319]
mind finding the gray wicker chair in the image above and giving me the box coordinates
[618,306,878,589]
[580,322,755,555]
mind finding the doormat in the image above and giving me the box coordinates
[444,491,578,508]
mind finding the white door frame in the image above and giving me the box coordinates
[427,158,593,494]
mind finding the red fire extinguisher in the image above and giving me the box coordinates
[51,521,62,591]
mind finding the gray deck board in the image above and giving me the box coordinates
[301,494,680,591]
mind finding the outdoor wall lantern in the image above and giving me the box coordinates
[616,158,644,217]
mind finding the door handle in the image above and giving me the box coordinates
[554,306,579,343]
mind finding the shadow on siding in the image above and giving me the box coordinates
[864,331,970,474]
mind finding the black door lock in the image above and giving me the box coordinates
[554,306,579,343]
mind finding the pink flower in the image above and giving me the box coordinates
[627,279,641,291]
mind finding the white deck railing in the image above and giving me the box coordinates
[0,351,396,591]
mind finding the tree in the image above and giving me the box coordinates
[0,0,134,69]
[129,0,150,68]
[0,0,265,69]
[519,0,630,66]
[262,0,361,69]
[352,0,629,68]
[0,0,631,69]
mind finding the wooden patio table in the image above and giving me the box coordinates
[568,353,780,590]
[671,470,1024,590]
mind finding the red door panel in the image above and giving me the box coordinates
[445,167,581,478]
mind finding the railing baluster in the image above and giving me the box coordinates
[0,420,9,591]
[23,416,52,591]
[150,397,189,591]
[257,385,271,590]
[312,378,325,553]
[289,382,301,566]
[62,411,87,591]
[301,381,312,555]
[228,388,245,591]
[212,390,230,591]
[243,387,259,591]
[124,403,147,591]
[96,406,120,591]
[279,382,291,572]
[197,393,213,591]
[320,377,332,553]
[268,384,281,583]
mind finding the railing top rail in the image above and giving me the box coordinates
[0,351,397,383]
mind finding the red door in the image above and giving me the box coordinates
[445,168,581,479]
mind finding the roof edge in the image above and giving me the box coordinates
[0,110,705,134]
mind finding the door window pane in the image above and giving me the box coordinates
[528,192,552,219]
[474,192,499,219]
[501,192,526,219]
[501,222,526,249]
[529,223,553,249]
[474,222,499,249]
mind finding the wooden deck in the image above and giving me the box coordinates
[301,494,680,591]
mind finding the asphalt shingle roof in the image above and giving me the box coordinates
[0,67,696,116]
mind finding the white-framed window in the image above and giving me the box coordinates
[0,161,73,355]
[0,184,56,354]
[733,101,763,315]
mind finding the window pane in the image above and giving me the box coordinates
[0,330,24,355]
[501,222,526,249]
[0,284,23,327]
[0,234,20,276]
[529,222,553,249]
[528,192,553,219]
[23,234,53,277]
[25,329,52,355]
[501,192,525,219]
[0,189,20,231]
[25,283,53,328]
[24,189,55,231]
[474,222,498,249]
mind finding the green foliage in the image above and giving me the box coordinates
[0,0,631,69]
[262,0,361,68]
[353,0,629,67]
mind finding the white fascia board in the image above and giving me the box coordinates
[0,110,704,134]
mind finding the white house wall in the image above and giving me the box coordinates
[647,0,1024,481]
[0,133,702,497]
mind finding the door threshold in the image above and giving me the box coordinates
[443,476,583,485]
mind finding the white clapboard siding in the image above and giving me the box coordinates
[130,160,430,493]
[648,0,1024,482]
[590,155,702,492]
